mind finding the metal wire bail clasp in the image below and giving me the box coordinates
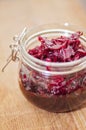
[2,27,27,72]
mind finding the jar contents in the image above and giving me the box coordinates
[19,31,86,112]
[28,31,86,62]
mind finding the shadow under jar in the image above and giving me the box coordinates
[18,23,86,112]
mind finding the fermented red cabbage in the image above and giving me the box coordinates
[28,32,86,62]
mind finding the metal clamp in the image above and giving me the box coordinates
[2,27,27,72]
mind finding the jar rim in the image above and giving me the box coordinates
[20,23,86,75]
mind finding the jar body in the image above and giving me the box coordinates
[19,62,86,112]
[18,23,86,112]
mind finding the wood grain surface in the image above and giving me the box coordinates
[0,0,86,130]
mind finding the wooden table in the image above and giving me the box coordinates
[0,0,86,130]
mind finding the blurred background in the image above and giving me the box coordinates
[0,0,86,130]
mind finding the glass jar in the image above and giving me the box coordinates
[3,23,86,112]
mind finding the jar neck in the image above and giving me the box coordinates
[20,29,86,75]
[3,23,86,73]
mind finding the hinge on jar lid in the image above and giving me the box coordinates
[2,27,27,72]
